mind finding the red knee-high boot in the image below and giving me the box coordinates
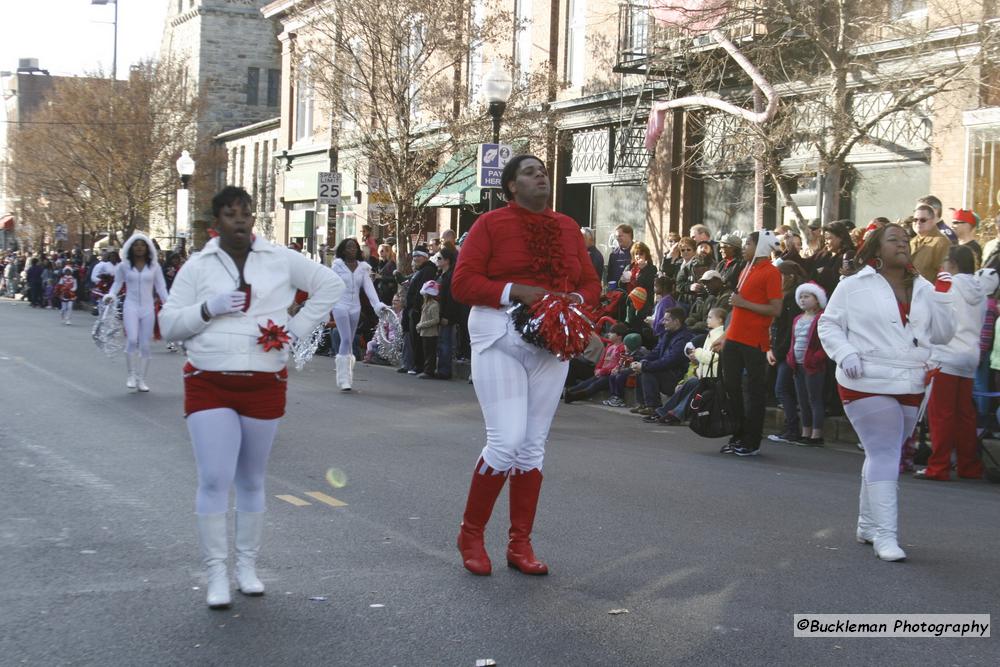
[457,459,507,576]
[507,468,548,575]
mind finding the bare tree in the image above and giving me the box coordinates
[289,0,551,255]
[8,60,208,249]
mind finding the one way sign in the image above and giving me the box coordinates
[477,143,513,189]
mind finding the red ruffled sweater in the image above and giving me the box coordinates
[452,202,602,308]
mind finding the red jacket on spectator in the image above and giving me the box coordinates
[786,312,827,374]
[595,342,624,376]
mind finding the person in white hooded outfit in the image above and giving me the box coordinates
[104,233,169,392]
[918,249,999,481]
[818,223,956,562]
[329,237,388,391]
[160,186,344,609]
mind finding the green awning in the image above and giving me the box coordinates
[415,149,481,208]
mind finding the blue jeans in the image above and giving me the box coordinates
[655,376,699,419]
[608,369,633,398]
[775,360,800,435]
[436,324,454,378]
[793,366,826,430]
[973,351,991,425]
[636,368,682,408]
[568,374,611,397]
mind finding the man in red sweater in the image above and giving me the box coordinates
[719,230,783,456]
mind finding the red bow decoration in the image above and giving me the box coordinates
[257,319,291,352]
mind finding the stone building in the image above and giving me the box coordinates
[156,0,282,248]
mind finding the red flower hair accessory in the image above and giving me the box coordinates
[257,319,291,352]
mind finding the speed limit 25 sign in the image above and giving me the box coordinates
[317,172,342,206]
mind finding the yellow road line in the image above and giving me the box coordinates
[305,491,348,507]
[275,494,311,507]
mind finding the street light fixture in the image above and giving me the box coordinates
[90,0,118,81]
[481,61,512,211]
[175,150,195,250]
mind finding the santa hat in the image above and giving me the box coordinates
[628,286,647,311]
[419,280,440,297]
[795,281,827,309]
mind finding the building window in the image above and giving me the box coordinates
[238,146,246,187]
[252,142,260,206]
[968,123,1000,222]
[295,70,314,142]
[514,0,533,79]
[246,67,260,106]
[267,69,280,107]
[566,0,586,88]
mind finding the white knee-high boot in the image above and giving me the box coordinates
[196,513,232,608]
[136,357,150,392]
[856,475,874,544]
[866,481,906,561]
[234,511,265,595]
[335,354,352,391]
[125,353,137,390]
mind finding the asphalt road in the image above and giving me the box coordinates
[1,298,998,666]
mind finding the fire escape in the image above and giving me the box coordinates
[611,3,685,186]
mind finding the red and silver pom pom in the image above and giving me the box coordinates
[509,294,595,360]
[257,319,291,352]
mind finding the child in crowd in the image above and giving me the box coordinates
[647,275,678,336]
[645,307,725,424]
[603,333,644,407]
[564,323,629,403]
[415,280,441,379]
[56,266,77,326]
[787,282,828,445]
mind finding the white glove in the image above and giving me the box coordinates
[102,293,115,304]
[205,291,247,317]
[840,353,863,380]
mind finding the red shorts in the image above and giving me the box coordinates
[838,386,923,407]
[183,362,287,419]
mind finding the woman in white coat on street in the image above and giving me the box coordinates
[160,186,343,609]
[329,237,388,390]
[104,233,169,391]
[818,223,955,562]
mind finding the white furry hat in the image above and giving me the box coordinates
[795,281,827,309]
[753,229,781,259]
[975,268,999,296]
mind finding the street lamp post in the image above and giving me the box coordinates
[481,62,512,211]
[175,150,195,252]
[91,0,118,80]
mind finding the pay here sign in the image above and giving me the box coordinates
[477,143,513,189]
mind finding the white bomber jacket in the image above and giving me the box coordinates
[330,258,387,312]
[818,266,955,395]
[929,273,990,378]
[159,237,345,372]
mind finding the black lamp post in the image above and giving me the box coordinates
[482,62,512,211]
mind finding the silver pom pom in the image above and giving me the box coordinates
[374,308,403,365]
[291,323,327,371]
[91,301,125,358]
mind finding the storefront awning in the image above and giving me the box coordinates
[415,149,481,208]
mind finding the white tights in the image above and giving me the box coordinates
[60,300,72,321]
[331,305,360,356]
[843,396,918,483]
[471,330,568,472]
[187,408,280,515]
[123,303,155,359]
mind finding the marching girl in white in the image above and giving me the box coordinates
[90,250,118,319]
[818,223,955,562]
[160,186,343,609]
[329,237,388,391]
[104,233,169,392]
[56,267,77,325]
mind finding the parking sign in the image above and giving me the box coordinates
[478,143,512,189]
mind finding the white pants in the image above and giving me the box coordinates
[843,396,919,483]
[187,408,280,515]
[331,304,361,356]
[123,303,156,359]
[60,300,72,322]
[471,328,568,472]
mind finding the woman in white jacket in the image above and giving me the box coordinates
[104,233,169,391]
[920,249,999,481]
[818,223,955,562]
[329,237,388,391]
[160,187,344,609]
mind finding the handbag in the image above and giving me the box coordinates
[687,353,735,438]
